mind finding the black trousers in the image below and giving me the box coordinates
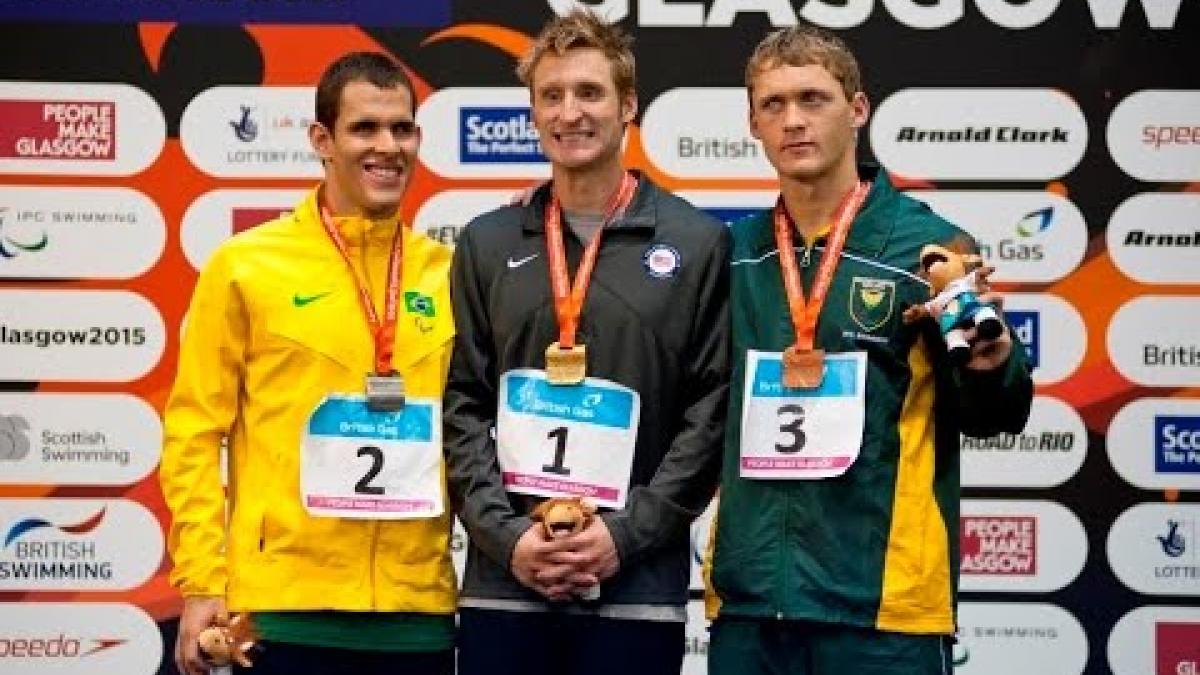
[457,607,686,675]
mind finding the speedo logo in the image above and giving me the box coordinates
[0,634,125,658]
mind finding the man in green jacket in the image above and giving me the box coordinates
[707,26,1033,675]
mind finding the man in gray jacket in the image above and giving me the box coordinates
[444,9,730,675]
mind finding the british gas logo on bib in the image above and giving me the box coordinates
[459,108,544,164]
[506,376,634,429]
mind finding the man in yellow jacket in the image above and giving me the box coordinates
[160,52,456,675]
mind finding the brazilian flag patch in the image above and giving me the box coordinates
[404,291,436,317]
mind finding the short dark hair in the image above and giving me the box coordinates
[315,52,415,131]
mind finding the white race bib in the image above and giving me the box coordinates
[739,350,867,480]
[301,394,444,519]
[496,369,640,509]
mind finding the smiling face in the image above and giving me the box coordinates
[529,47,635,175]
[748,62,868,185]
[309,79,420,219]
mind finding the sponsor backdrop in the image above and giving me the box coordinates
[0,1,1197,673]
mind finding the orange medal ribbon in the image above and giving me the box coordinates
[773,181,871,387]
[544,172,638,349]
[318,201,404,377]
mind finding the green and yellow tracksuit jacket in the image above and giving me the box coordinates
[709,166,1033,635]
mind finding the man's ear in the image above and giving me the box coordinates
[621,91,638,126]
[850,91,870,131]
[309,122,333,161]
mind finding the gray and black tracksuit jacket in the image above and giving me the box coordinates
[444,175,730,619]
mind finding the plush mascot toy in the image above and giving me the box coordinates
[531,497,600,600]
[197,612,261,669]
[903,243,1002,366]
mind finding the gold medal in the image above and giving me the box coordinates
[782,346,825,389]
[545,342,587,385]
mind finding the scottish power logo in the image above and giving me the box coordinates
[1156,416,1200,474]
[459,108,544,163]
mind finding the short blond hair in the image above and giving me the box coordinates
[517,8,636,98]
[746,26,862,101]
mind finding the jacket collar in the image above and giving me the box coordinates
[521,170,659,234]
[749,164,895,260]
[296,185,404,246]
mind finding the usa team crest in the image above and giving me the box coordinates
[849,277,895,332]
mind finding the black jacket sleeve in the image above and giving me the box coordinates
[954,318,1035,438]
[443,227,532,569]
[600,224,732,566]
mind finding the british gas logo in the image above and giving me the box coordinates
[641,89,772,179]
[911,190,1085,283]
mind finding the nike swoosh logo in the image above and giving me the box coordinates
[292,291,330,307]
[507,253,539,269]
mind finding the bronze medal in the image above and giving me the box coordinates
[782,346,825,389]
[545,342,587,385]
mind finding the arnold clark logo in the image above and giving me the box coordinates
[0,185,164,280]
[870,89,1086,180]
[1108,90,1200,182]
[413,190,511,250]
[0,82,164,176]
[0,393,160,486]
[1109,399,1200,491]
[1108,503,1200,596]
[641,88,773,179]
[418,88,551,179]
[0,602,161,675]
[909,191,1085,283]
[0,499,161,591]
[1107,192,1200,284]
[962,396,1086,489]
[0,290,165,382]
[180,189,306,271]
[1108,296,1200,387]
[181,87,320,178]
[1109,607,1200,675]
[960,500,1085,593]
[1003,293,1085,386]
[953,602,1087,675]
